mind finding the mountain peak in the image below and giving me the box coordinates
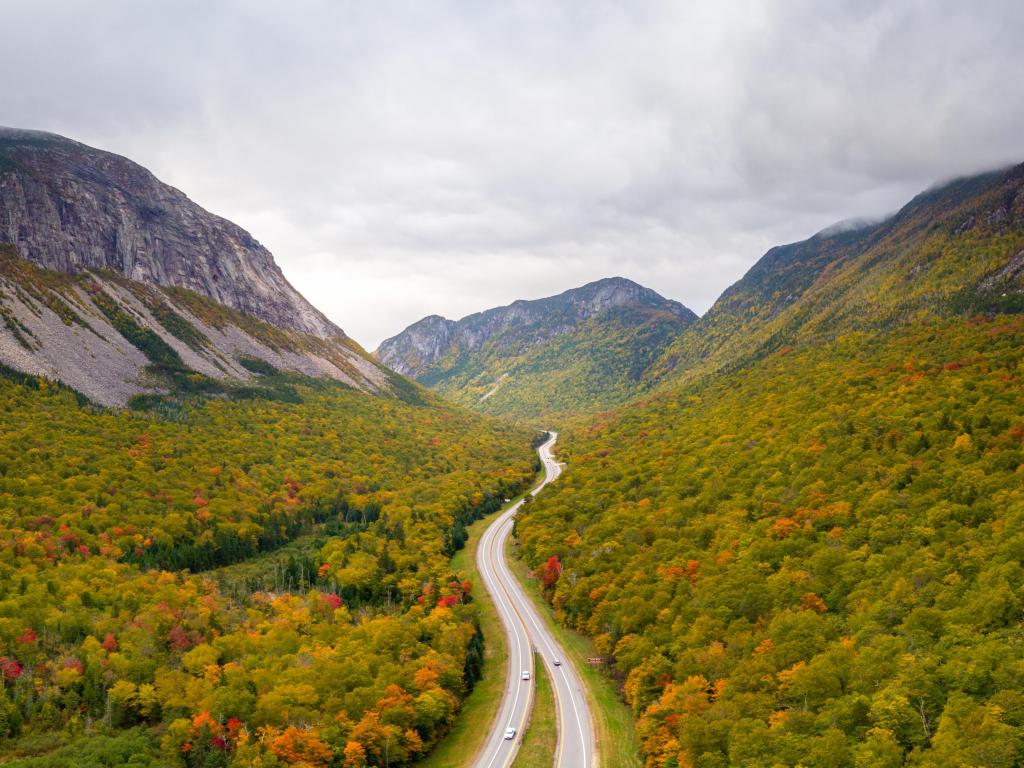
[553,276,694,318]
[378,277,695,377]
[375,277,696,418]
[0,127,339,339]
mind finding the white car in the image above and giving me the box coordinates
[504,727,516,740]
[521,670,530,680]
[552,659,561,666]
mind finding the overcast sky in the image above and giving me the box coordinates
[3,1,1023,348]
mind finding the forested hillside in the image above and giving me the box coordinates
[647,163,1024,389]
[376,277,695,421]
[0,375,535,766]
[516,316,1024,766]
[511,162,1024,767]
[423,303,689,422]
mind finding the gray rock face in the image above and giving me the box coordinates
[0,128,408,404]
[375,315,456,377]
[376,276,695,377]
[0,239,396,406]
[0,264,390,406]
[0,127,338,338]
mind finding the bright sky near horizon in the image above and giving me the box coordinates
[3,1,1024,348]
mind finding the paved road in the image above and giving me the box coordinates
[474,432,594,768]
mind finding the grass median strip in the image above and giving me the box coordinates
[512,653,557,768]
[507,540,643,768]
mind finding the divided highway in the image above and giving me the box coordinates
[474,432,594,768]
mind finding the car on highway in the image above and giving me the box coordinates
[552,659,561,666]
[504,727,516,740]
[521,670,530,680]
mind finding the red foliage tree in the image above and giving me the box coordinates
[17,628,38,645]
[541,555,562,590]
[320,592,344,612]
[0,657,22,681]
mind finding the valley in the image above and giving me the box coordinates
[0,127,1021,768]
[379,161,1024,767]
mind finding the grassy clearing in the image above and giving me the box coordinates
[507,541,643,768]
[512,653,557,768]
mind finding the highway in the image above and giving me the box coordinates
[473,432,594,768]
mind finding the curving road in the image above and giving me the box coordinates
[474,432,594,768]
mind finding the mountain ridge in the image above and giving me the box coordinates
[646,160,1024,387]
[377,275,694,377]
[375,276,696,419]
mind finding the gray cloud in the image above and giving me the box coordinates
[3,0,1023,347]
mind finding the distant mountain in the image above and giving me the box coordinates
[376,277,696,419]
[0,128,402,405]
[648,162,1024,386]
[379,164,1024,421]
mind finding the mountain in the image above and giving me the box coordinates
[0,127,334,337]
[376,276,697,420]
[648,162,1024,386]
[511,164,1024,767]
[379,159,1023,422]
[0,128,398,405]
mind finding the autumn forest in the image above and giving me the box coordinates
[0,377,535,766]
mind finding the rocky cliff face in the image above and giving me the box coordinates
[379,315,457,378]
[377,276,695,378]
[0,244,395,407]
[0,128,405,405]
[0,127,337,338]
[375,277,696,419]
